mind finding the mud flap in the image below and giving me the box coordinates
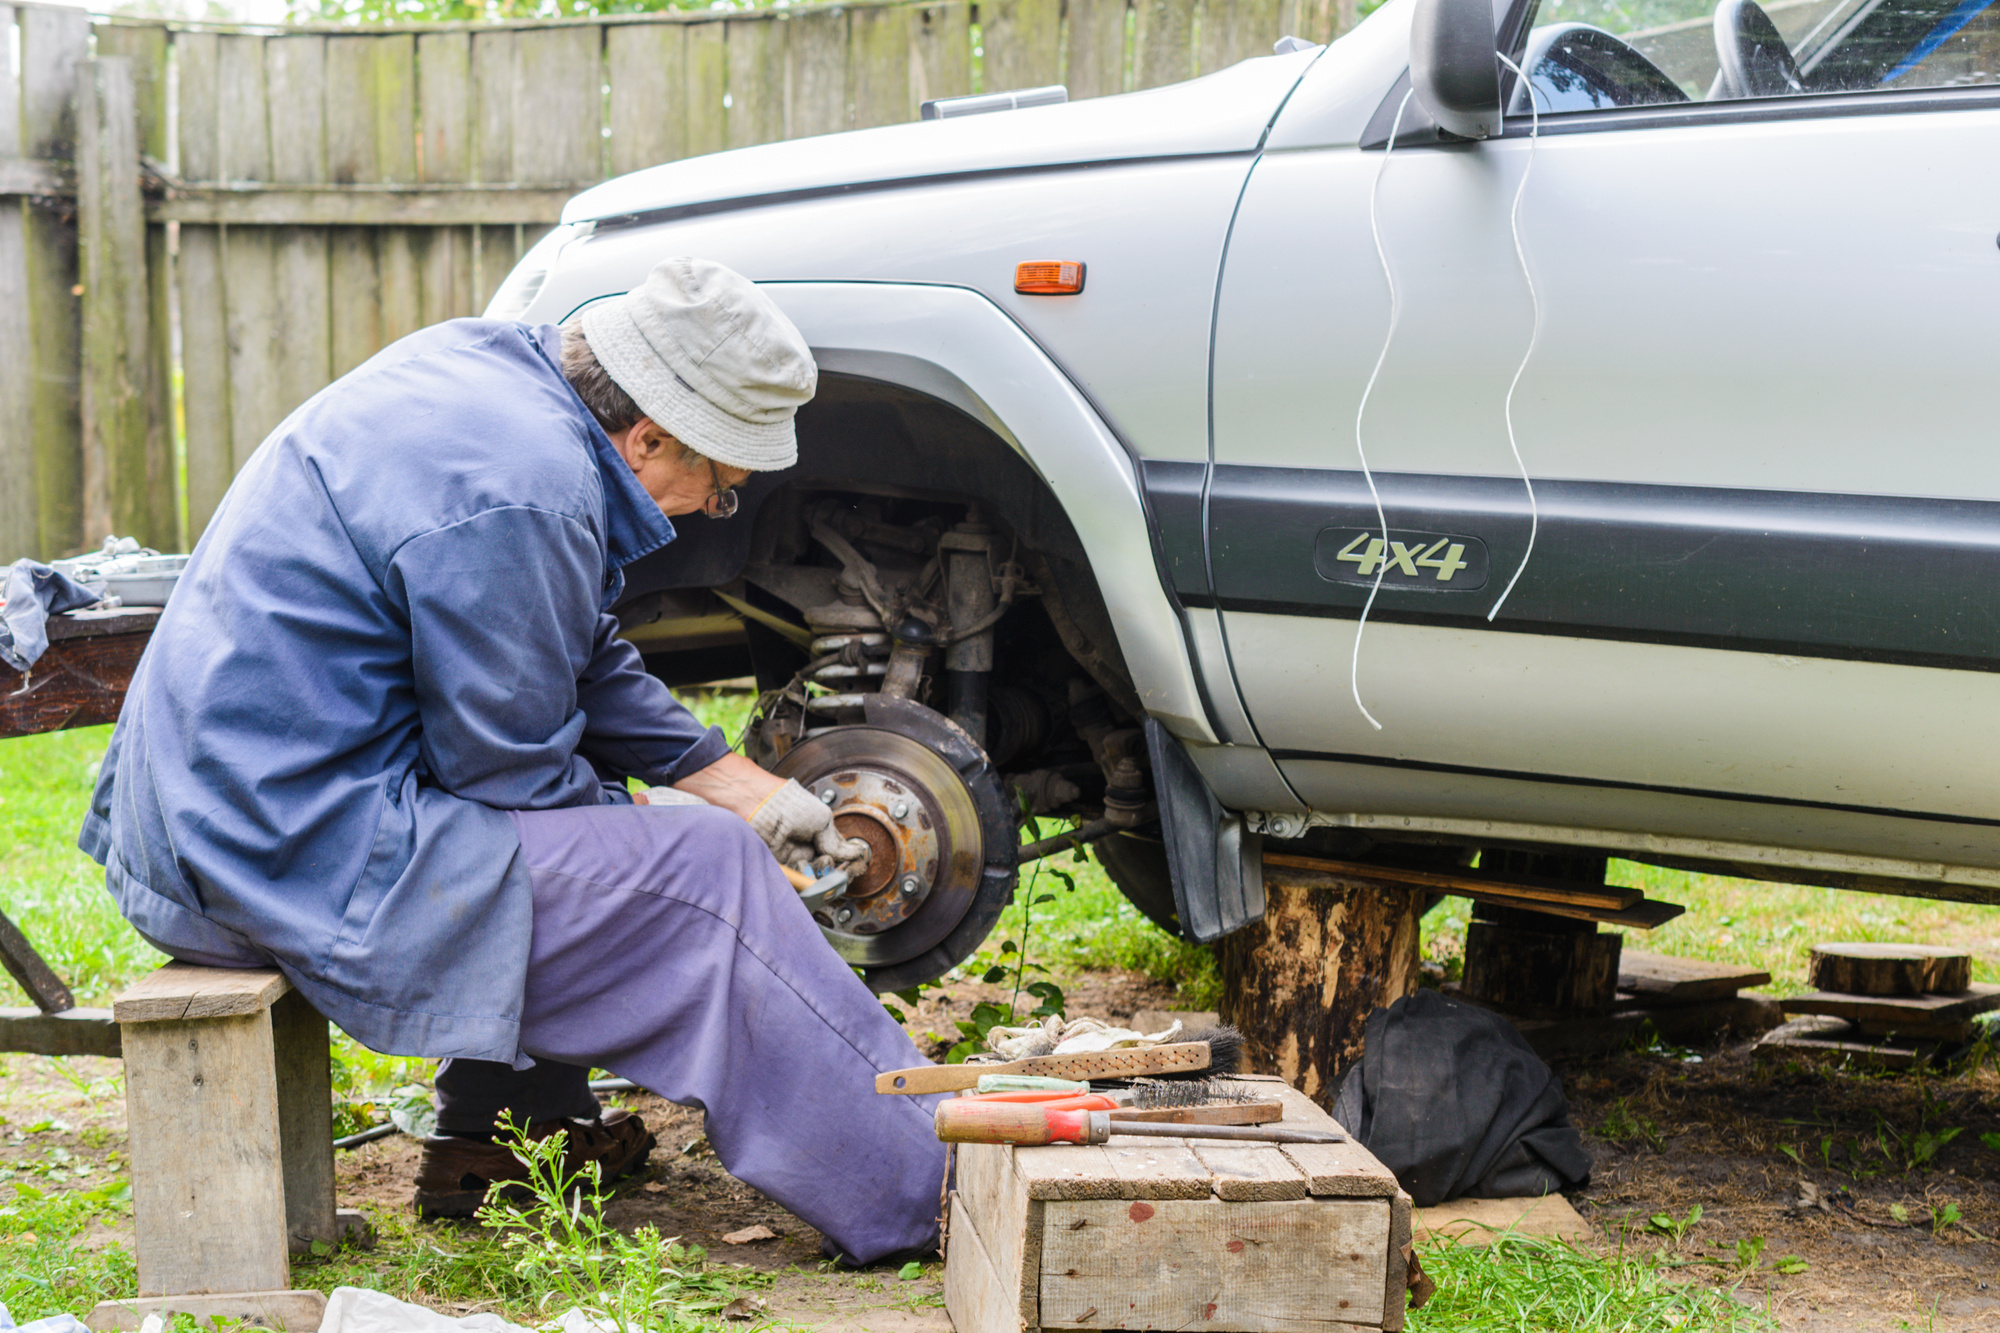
[1144,717,1264,943]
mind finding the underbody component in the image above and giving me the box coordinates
[1146,717,1264,944]
[772,694,1015,993]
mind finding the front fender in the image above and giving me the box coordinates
[765,280,1217,745]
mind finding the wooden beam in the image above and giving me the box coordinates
[1261,852,1642,912]
[0,1006,121,1057]
[150,183,587,226]
[113,963,290,1024]
[0,155,70,195]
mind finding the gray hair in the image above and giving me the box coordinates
[560,322,646,435]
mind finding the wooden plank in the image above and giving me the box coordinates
[943,1194,1024,1333]
[173,32,230,541]
[911,2,971,108]
[1011,1140,1125,1200]
[1619,949,1771,1002]
[1134,0,1198,89]
[79,58,173,550]
[372,35,424,339]
[470,27,516,313]
[1066,0,1129,100]
[788,8,850,138]
[1188,1142,1309,1201]
[1039,1197,1389,1331]
[0,1007,121,1058]
[217,35,280,478]
[847,4,910,128]
[1262,852,1642,912]
[1808,942,1972,996]
[513,25,602,183]
[325,34,384,375]
[980,0,1062,94]
[608,21,687,175]
[265,35,333,434]
[1098,1133,1214,1199]
[114,963,290,1024]
[726,17,787,148]
[1267,1081,1401,1198]
[0,905,74,1013]
[0,5,33,561]
[959,1143,1039,1327]
[1384,1191,1412,1333]
[122,1009,291,1296]
[154,186,581,227]
[86,1291,326,1333]
[418,32,476,325]
[20,5,88,559]
[0,7,16,163]
[1781,982,2000,1027]
[0,157,69,195]
[683,20,729,158]
[1200,0,1282,73]
[271,990,337,1251]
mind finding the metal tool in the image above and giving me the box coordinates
[878,1040,1212,1094]
[779,864,853,913]
[934,1099,1345,1146]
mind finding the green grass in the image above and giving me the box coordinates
[1407,1232,1777,1331]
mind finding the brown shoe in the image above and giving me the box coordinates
[413,1110,656,1218]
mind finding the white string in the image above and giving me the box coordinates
[1487,52,1543,622]
[1348,87,1415,733]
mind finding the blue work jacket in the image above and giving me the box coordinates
[80,320,730,1062]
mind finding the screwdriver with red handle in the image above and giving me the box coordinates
[934,1098,1345,1146]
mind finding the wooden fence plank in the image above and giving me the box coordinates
[418,31,476,327]
[79,58,172,550]
[93,23,175,550]
[468,28,517,310]
[327,36,384,378]
[217,35,280,478]
[1134,0,1198,89]
[789,8,850,138]
[849,4,910,128]
[175,30,232,540]
[265,36,333,439]
[1066,0,1129,99]
[684,20,729,158]
[0,5,33,560]
[608,22,687,176]
[727,17,787,149]
[513,26,602,183]
[911,3,971,108]
[1200,0,1282,73]
[20,5,88,557]
[980,0,1061,94]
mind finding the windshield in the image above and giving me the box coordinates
[1513,0,2000,112]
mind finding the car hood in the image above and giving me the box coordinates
[560,48,1320,226]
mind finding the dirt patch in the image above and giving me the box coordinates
[1555,1042,2000,1331]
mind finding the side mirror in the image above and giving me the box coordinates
[1410,0,1503,140]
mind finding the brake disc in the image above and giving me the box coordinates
[771,696,1015,991]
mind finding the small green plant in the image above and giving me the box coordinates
[1773,1254,1810,1274]
[1929,1201,1963,1237]
[1414,1232,1776,1330]
[1980,1131,2000,1154]
[944,815,1081,1062]
[1598,1098,1663,1151]
[1647,1203,1702,1245]
[1730,1234,1766,1274]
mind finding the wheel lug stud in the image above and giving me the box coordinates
[819,789,837,805]
[891,801,910,819]
[900,876,921,897]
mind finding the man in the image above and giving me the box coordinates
[81,258,947,1264]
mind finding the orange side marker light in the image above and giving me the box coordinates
[1014,261,1086,295]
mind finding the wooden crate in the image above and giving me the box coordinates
[944,1082,1412,1333]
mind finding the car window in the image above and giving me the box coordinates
[1511,0,2000,112]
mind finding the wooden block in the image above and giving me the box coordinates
[272,990,337,1252]
[1188,1142,1309,1201]
[1415,1193,1593,1248]
[1619,950,1771,1002]
[1808,943,1972,997]
[1463,922,1622,1018]
[85,1290,325,1332]
[959,1144,1039,1327]
[1039,1197,1389,1331]
[945,1194,1024,1333]
[1780,983,2000,1028]
[0,1006,121,1058]
[114,963,289,1023]
[1268,1083,1400,1198]
[123,1009,291,1296]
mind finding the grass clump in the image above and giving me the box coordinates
[0,1175,138,1320]
[1409,1233,1775,1331]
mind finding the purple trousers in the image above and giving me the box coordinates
[433,802,947,1263]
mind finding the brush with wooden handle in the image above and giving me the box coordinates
[877,1040,1215,1093]
[934,1099,1344,1146]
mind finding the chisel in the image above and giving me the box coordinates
[934,1099,1345,1146]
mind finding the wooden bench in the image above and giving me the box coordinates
[944,1080,1416,1333]
[85,964,345,1332]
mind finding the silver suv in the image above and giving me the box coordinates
[492,0,2000,987]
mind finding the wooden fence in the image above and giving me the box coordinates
[0,0,1353,562]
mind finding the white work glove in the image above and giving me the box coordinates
[637,785,709,808]
[750,779,872,874]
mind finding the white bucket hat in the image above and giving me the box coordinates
[578,257,816,471]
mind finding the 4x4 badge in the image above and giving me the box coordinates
[1313,526,1490,591]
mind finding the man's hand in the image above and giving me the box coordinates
[664,754,870,874]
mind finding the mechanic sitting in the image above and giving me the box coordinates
[78,257,947,1264]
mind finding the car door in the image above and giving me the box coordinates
[1205,0,2000,869]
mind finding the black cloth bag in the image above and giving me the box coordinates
[1330,989,1593,1207]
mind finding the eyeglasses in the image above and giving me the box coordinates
[703,458,739,520]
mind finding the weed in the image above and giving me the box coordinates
[1981,1131,2000,1154]
[1773,1254,1809,1274]
[1646,1204,1702,1246]
[1410,1233,1775,1331]
[1599,1098,1664,1151]
[1928,1202,1962,1237]
[943,814,1078,1062]
[1729,1235,1766,1274]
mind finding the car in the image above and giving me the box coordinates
[487,0,2000,990]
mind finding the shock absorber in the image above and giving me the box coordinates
[940,511,997,746]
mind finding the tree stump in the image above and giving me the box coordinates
[1461,906,1623,1018]
[1217,866,1424,1106]
[1807,943,1972,996]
